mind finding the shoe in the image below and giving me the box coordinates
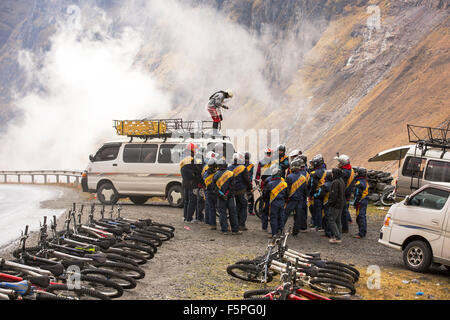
[221,231,231,235]
[329,238,342,244]
[268,234,275,239]
[262,229,267,232]
[238,226,248,231]
[210,226,217,230]
[232,231,243,235]
[190,219,198,224]
[316,228,324,232]
[342,229,349,234]
[353,234,363,239]
[249,212,255,216]
[299,229,308,233]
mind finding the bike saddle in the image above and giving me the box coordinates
[86,252,107,264]
[27,276,50,288]
[40,264,64,277]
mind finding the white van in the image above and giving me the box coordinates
[368,123,450,204]
[378,184,450,272]
[81,136,236,206]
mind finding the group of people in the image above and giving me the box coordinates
[179,142,370,243]
[179,89,369,242]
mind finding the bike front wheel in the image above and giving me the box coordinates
[226,264,272,283]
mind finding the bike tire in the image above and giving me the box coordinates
[142,226,174,240]
[309,277,355,295]
[226,264,273,283]
[45,283,111,300]
[243,289,272,300]
[254,197,264,220]
[95,261,145,280]
[106,247,150,264]
[324,262,360,281]
[125,234,161,250]
[80,268,137,290]
[105,253,139,267]
[316,269,356,284]
[79,274,124,299]
[149,222,175,233]
[111,242,154,260]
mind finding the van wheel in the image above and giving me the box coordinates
[167,184,183,208]
[403,241,432,272]
[97,182,119,205]
[129,196,149,205]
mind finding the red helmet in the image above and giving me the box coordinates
[264,147,273,155]
[186,143,199,152]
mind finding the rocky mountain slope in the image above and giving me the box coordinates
[0,0,449,172]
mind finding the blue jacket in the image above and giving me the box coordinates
[264,177,288,207]
[213,169,235,198]
[286,171,307,202]
[354,177,369,205]
[245,162,255,182]
[309,167,326,197]
[341,166,356,200]
[228,163,251,192]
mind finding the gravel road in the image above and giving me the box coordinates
[1,186,448,300]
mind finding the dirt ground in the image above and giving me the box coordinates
[2,185,449,300]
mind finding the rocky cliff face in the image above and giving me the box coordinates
[0,0,449,172]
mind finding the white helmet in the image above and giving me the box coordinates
[334,154,350,167]
[225,89,233,98]
[206,151,219,161]
[289,149,300,158]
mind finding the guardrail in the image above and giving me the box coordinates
[0,170,83,185]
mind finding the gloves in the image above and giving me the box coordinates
[219,115,223,121]
[222,105,229,110]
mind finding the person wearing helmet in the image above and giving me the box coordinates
[180,143,202,223]
[313,170,333,238]
[294,155,310,233]
[244,152,256,216]
[334,154,356,233]
[228,152,252,231]
[194,146,209,223]
[262,166,288,238]
[273,144,290,178]
[353,167,369,239]
[308,154,327,231]
[327,168,346,244]
[255,147,274,190]
[213,159,241,235]
[284,157,308,236]
[286,149,302,176]
[203,154,219,230]
[206,89,233,133]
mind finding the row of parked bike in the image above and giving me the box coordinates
[0,203,175,300]
[227,231,360,300]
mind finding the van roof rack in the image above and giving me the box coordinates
[407,121,450,158]
[113,118,230,142]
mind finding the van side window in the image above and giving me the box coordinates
[141,145,158,163]
[158,144,186,163]
[94,145,120,162]
[123,144,158,163]
[123,144,141,163]
[402,156,426,178]
[425,160,450,183]
[409,188,449,210]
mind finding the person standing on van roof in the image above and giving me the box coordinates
[353,167,369,239]
[180,143,202,223]
[213,160,242,235]
[207,89,233,133]
[244,152,256,216]
[334,154,355,233]
[228,152,252,231]
[327,168,346,244]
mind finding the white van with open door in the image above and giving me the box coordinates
[368,123,450,205]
